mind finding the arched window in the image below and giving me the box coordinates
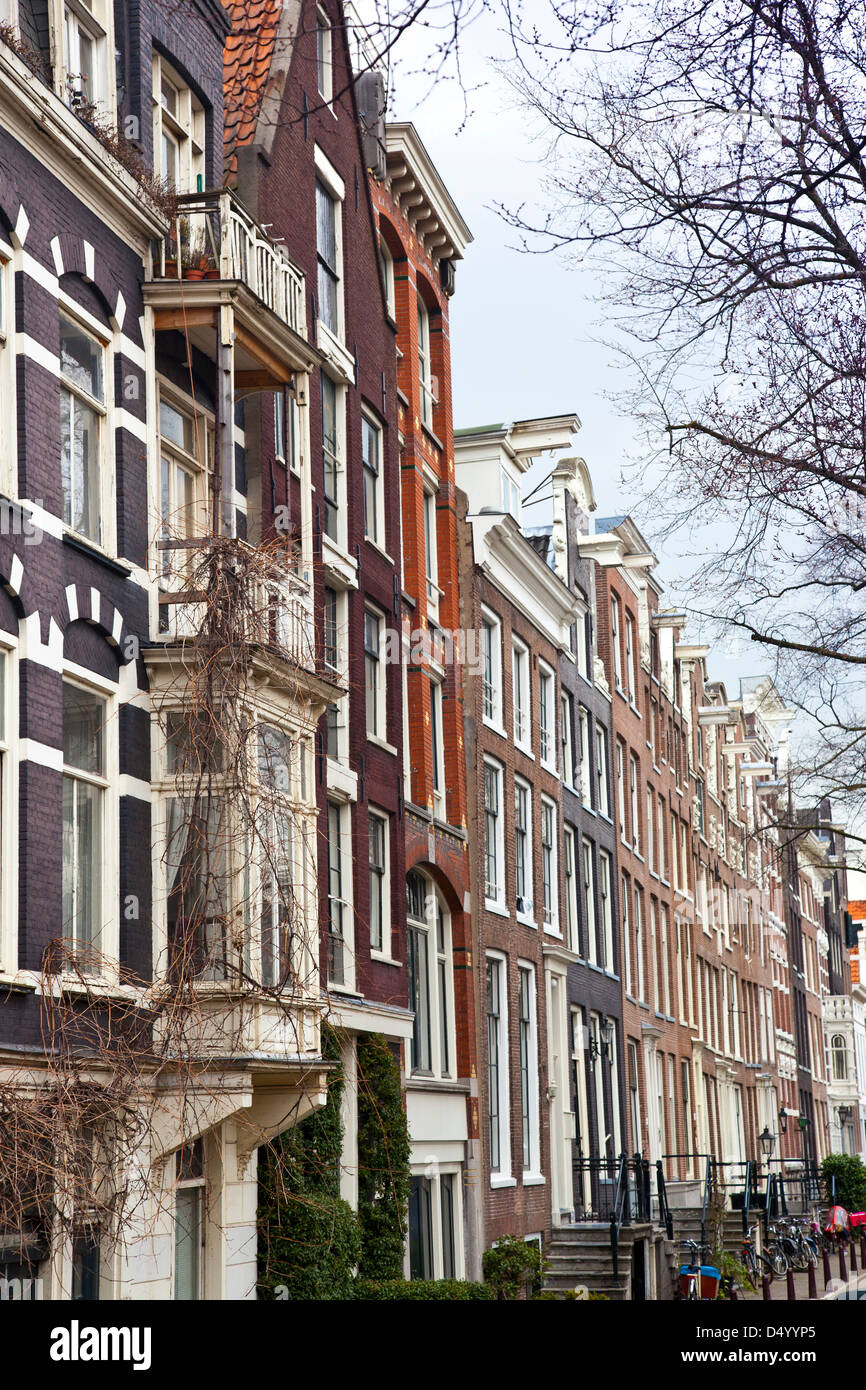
[832,1034,848,1081]
[406,870,453,1079]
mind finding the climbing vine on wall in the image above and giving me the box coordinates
[356,1032,411,1281]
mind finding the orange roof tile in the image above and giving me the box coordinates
[850,900,866,921]
[223,0,283,178]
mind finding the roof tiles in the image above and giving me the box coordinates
[223,0,283,177]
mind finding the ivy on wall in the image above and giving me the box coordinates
[356,1032,411,1281]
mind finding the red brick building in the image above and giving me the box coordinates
[368,122,479,1278]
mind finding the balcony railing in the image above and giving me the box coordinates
[152,189,307,340]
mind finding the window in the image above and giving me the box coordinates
[832,1034,848,1082]
[316,6,332,103]
[430,679,444,818]
[364,608,384,739]
[486,955,510,1176]
[514,778,533,918]
[0,644,15,972]
[634,886,645,1001]
[629,755,640,851]
[316,179,341,335]
[158,388,210,594]
[60,313,105,544]
[599,850,613,970]
[582,838,596,964]
[628,1042,641,1155]
[63,0,109,107]
[256,724,299,987]
[484,760,503,904]
[327,801,348,985]
[512,638,530,750]
[518,964,540,1174]
[646,787,655,872]
[407,871,454,1078]
[657,795,667,879]
[595,726,609,815]
[625,613,637,704]
[417,295,434,428]
[561,693,575,786]
[408,1176,433,1279]
[423,489,438,609]
[152,54,204,192]
[321,374,341,542]
[362,412,383,546]
[174,1141,204,1301]
[611,595,623,689]
[62,682,108,961]
[622,875,632,995]
[368,811,389,954]
[481,610,502,726]
[616,739,625,839]
[273,386,300,473]
[541,797,558,931]
[578,705,590,803]
[539,665,555,767]
[379,238,395,318]
[323,586,339,673]
[564,826,579,953]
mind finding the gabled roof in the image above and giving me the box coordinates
[223,0,285,177]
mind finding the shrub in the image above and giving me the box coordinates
[821,1153,866,1213]
[257,1026,361,1300]
[354,1278,495,1301]
[356,1033,411,1280]
[482,1234,544,1300]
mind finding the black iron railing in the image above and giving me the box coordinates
[656,1160,674,1241]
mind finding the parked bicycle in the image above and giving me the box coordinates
[740,1224,778,1289]
[679,1240,721,1301]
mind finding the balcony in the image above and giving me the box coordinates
[152,189,307,339]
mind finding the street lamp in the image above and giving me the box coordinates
[759,1126,775,1159]
[779,1106,788,1135]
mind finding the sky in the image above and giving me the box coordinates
[379,3,763,686]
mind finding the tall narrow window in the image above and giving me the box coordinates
[599,850,613,970]
[327,801,345,984]
[578,706,590,802]
[582,838,596,964]
[541,797,558,930]
[484,761,503,904]
[362,413,382,545]
[564,826,578,953]
[622,875,632,995]
[158,390,209,595]
[257,724,295,987]
[174,1141,205,1300]
[611,595,623,689]
[64,0,107,106]
[430,679,444,818]
[369,811,387,953]
[481,612,502,725]
[514,779,532,917]
[321,374,340,541]
[152,55,205,193]
[417,295,434,427]
[364,609,383,739]
[630,755,640,852]
[518,965,540,1173]
[561,693,574,785]
[634,887,645,1001]
[60,314,104,544]
[316,6,333,102]
[625,613,637,704]
[423,489,438,604]
[316,180,340,335]
[512,639,530,749]
[595,726,609,815]
[62,683,106,958]
[616,740,625,839]
[539,665,554,766]
[486,956,509,1175]
[407,871,431,1073]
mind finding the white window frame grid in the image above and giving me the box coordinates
[157,379,212,597]
[486,951,512,1183]
[599,850,613,971]
[512,637,531,752]
[634,885,645,1002]
[61,666,118,977]
[483,758,505,908]
[518,961,542,1178]
[368,807,391,959]
[481,607,503,730]
[629,754,640,852]
[616,739,625,841]
[561,692,574,788]
[315,149,345,344]
[429,676,445,819]
[563,825,579,954]
[625,612,637,705]
[406,871,455,1082]
[316,5,333,104]
[364,605,386,743]
[541,795,559,934]
[595,724,609,816]
[362,409,385,550]
[611,594,623,690]
[622,874,632,996]
[514,776,534,922]
[60,306,112,552]
[423,485,441,617]
[578,705,590,804]
[326,797,354,991]
[59,0,114,111]
[152,53,205,193]
[582,837,596,965]
[417,294,436,428]
[538,661,556,770]
[379,237,396,319]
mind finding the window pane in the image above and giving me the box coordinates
[174,1187,202,1300]
[63,685,104,775]
[60,315,102,402]
[61,390,100,541]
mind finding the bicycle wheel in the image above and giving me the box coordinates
[768,1247,788,1277]
[741,1253,758,1291]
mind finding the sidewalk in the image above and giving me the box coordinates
[739,1254,861,1302]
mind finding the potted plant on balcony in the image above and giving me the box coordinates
[183,231,218,281]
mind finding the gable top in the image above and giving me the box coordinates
[384,123,473,264]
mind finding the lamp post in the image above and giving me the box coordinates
[760,1126,775,1159]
